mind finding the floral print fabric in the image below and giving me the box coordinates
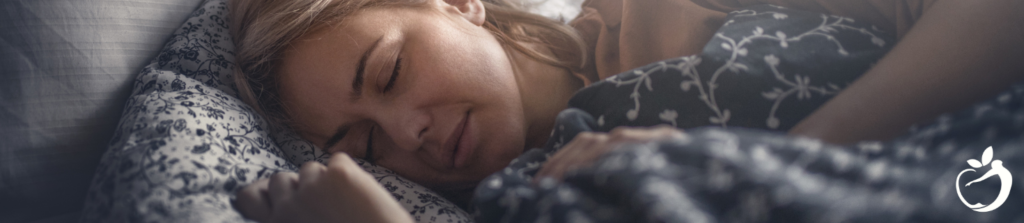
[472,5,1024,223]
[569,4,893,132]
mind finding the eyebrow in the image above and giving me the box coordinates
[352,36,385,98]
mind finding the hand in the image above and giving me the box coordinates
[234,153,413,223]
[535,125,685,183]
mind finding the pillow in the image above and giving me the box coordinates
[513,0,585,21]
[81,1,470,222]
[0,0,205,221]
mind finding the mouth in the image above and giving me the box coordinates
[444,111,474,169]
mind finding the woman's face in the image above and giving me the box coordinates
[277,3,527,191]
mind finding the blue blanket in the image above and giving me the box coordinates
[472,5,1024,222]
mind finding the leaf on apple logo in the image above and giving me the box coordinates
[968,159,983,168]
[982,146,993,166]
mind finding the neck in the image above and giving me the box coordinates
[509,43,584,150]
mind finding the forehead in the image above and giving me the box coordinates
[275,7,437,139]
[285,9,394,65]
[278,7,429,92]
[275,11,390,136]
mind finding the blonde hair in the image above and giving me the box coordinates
[229,0,586,132]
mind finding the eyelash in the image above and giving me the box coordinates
[383,57,401,93]
[365,125,375,164]
[365,57,400,164]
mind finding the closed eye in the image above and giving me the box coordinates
[365,57,399,164]
[365,125,375,164]
[383,57,401,93]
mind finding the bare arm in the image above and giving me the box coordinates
[789,0,1024,144]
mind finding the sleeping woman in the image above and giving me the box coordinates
[226,0,1023,222]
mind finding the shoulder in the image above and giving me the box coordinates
[570,0,734,80]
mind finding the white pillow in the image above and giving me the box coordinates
[514,0,585,22]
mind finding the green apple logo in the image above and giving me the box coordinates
[956,146,1012,212]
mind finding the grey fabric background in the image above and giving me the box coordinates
[0,0,204,222]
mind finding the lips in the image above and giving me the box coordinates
[440,111,476,169]
[442,112,469,169]
[453,112,474,169]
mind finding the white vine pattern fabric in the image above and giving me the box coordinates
[599,4,891,130]
[533,5,892,193]
[81,1,470,222]
[473,6,1024,222]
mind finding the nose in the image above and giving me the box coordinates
[373,104,430,152]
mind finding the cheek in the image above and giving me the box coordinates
[443,37,527,174]
[400,28,526,180]
[410,33,523,120]
[414,24,516,93]
[477,99,527,153]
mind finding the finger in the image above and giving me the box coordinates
[327,152,360,171]
[326,152,376,186]
[234,178,272,222]
[652,125,685,134]
[609,127,656,141]
[536,132,607,182]
[651,125,687,140]
[560,133,618,173]
[267,172,298,208]
[325,153,412,223]
[609,126,685,142]
[538,133,592,179]
[298,161,326,186]
[325,152,394,205]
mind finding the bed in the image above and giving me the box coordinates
[4,0,1022,222]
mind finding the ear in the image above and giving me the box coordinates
[441,0,486,26]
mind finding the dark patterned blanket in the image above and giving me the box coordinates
[472,5,1024,223]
